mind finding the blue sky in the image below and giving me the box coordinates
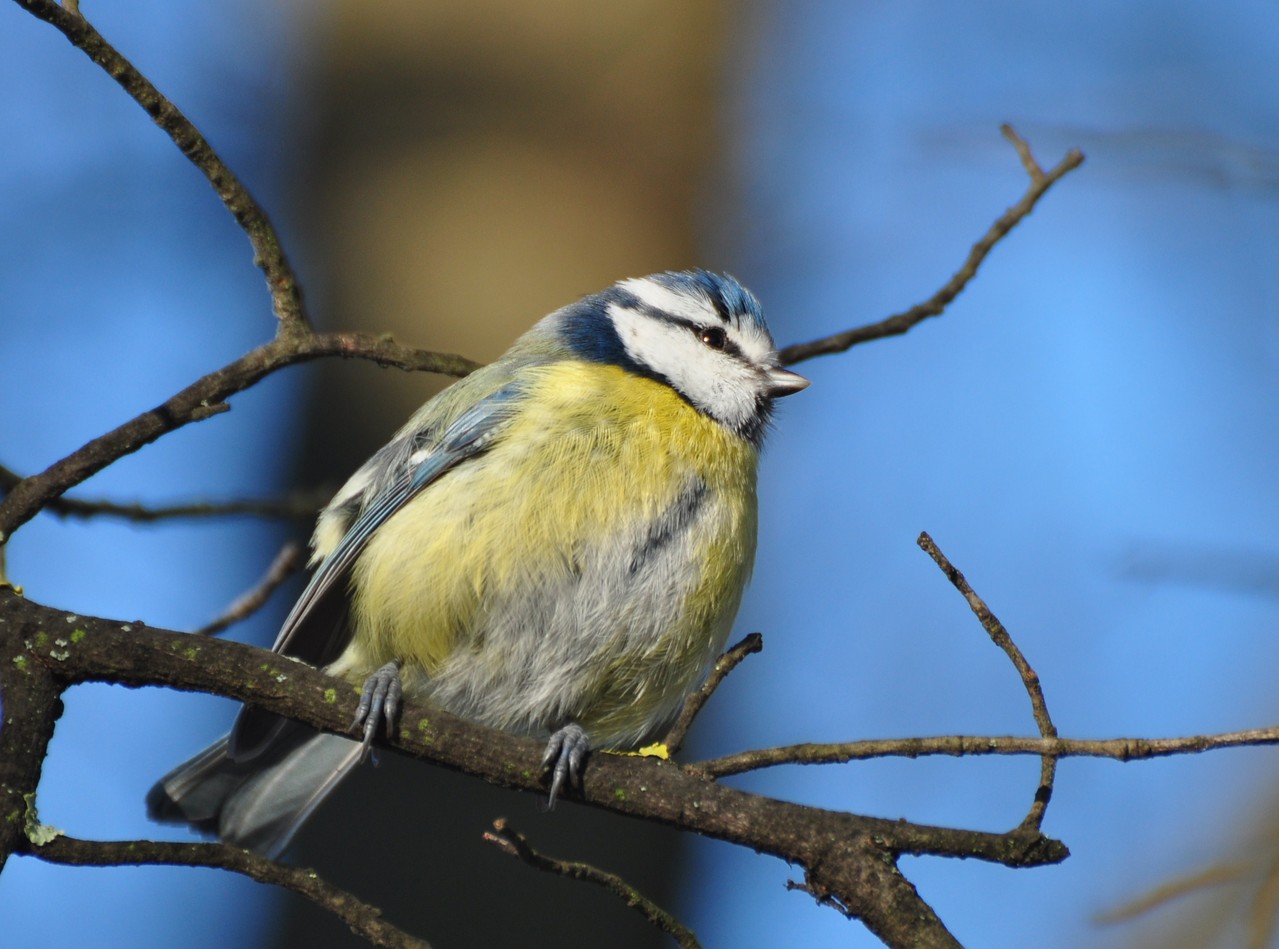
[2,3,1278,947]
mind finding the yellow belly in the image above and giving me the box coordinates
[338,360,759,745]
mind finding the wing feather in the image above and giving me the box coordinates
[227,381,525,761]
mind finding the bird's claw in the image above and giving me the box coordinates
[541,723,589,808]
[352,660,402,763]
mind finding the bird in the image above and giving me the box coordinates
[147,269,808,858]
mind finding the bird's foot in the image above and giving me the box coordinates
[351,660,402,763]
[540,723,589,807]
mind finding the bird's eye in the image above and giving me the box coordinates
[700,326,727,351]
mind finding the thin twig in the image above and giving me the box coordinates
[196,541,303,636]
[1097,860,1250,923]
[484,819,701,949]
[663,633,763,756]
[0,465,329,524]
[2,1,477,546]
[778,125,1085,366]
[695,726,1279,779]
[1002,122,1049,182]
[916,532,1057,830]
[15,0,309,334]
[0,332,479,541]
[1097,841,1279,946]
[25,836,428,949]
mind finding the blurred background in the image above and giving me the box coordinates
[3,2,1278,946]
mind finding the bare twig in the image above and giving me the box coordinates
[15,0,309,334]
[1097,839,1279,947]
[0,332,479,542]
[195,541,303,636]
[917,531,1057,830]
[484,819,700,949]
[663,632,763,757]
[26,836,427,949]
[696,727,1279,779]
[1098,861,1250,924]
[1002,122,1051,181]
[778,125,1085,366]
[0,465,330,524]
[0,2,481,546]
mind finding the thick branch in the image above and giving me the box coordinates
[0,589,1065,947]
[0,607,63,874]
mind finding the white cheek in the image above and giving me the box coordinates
[609,302,685,370]
[608,303,759,428]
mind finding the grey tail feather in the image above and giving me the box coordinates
[147,725,364,859]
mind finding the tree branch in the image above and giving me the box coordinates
[14,0,309,334]
[0,589,1065,947]
[0,333,479,544]
[484,819,701,949]
[778,125,1085,366]
[695,728,1279,779]
[0,465,331,524]
[663,632,763,757]
[25,836,428,948]
[917,531,1058,830]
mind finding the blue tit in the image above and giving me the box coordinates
[147,270,808,858]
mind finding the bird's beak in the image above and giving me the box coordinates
[765,367,810,398]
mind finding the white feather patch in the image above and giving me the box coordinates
[607,301,762,432]
[618,276,717,323]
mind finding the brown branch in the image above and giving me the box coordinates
[0,465,330,524]
[1098,861,1249,924]
[0,589,1064,949]
[0,2,477,553]
[195,541,303,636]
[916,531,1058,831]
[15,0,309,335]
[778,125,1085,366]
[696,728,1279,779]
[662,632,763,757]
[1097,844,1279,946]
[0,333,479,543]
[484,819,701,949]
[25,836,427,949]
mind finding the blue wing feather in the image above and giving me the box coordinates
[269,381,526,662]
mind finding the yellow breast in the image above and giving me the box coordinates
[340,360,759,742]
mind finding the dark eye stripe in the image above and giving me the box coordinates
[611,290,746,360]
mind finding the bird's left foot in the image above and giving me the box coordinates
[541,723,589,807]
[352,660,402,762]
